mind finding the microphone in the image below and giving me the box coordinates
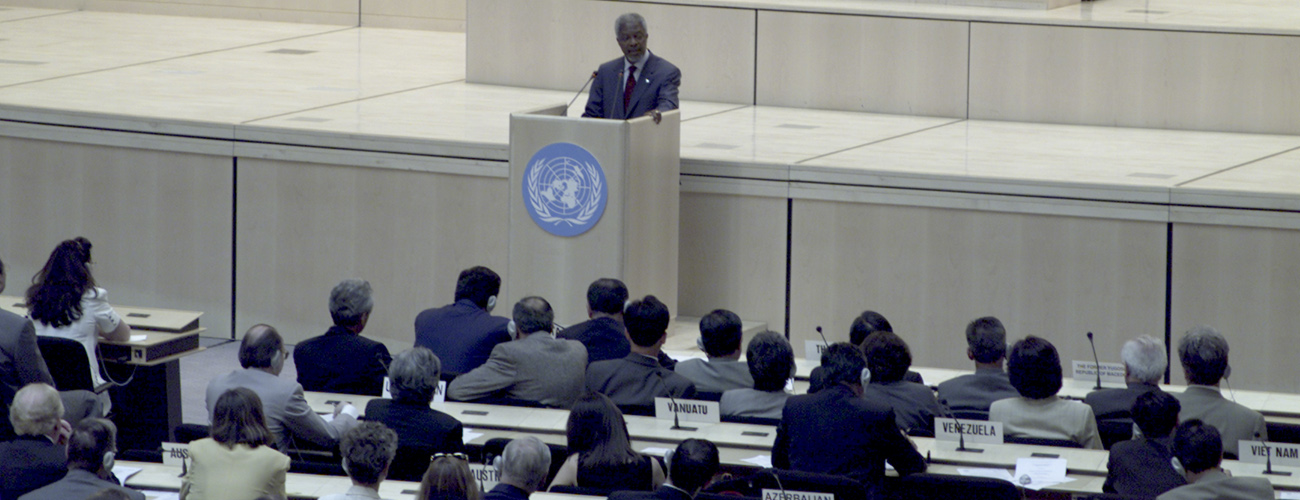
[654,369,696,432]
[815,326,830,359]
[954,419,983,453]
[1260,432,1290,476]
[564,71,598,116]
[1086,332,1102,390]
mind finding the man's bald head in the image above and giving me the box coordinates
[239,324,285,372]
[10,383,63,437]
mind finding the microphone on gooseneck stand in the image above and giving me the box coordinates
[564,71,599,116]
[955,419,984,453]
[654,369,696,432]
[1087,332,1103,390]
[1260,432,1291,476]
[816,326,829,346]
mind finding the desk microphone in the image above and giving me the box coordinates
[564,71,598,116]
[955,419,983,453]
[1086,332,1103,390]
[654,369,696,432]
[1260,433,1291,476]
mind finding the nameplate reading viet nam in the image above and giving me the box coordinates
[1240,440,1300,468]
[934,418,1004,445]
[161,442,190,467]
[654,397,720,424]
[804,341,829,365]
[1071,360,1126,385]
[762,489,833,500]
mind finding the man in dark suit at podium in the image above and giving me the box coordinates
[583,13,680,123]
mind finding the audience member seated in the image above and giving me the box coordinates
[206,324,358,451]
[414,266,511,378]
[365,348,465,480]
[1173,326,1265,455]
[586,296,695,410]
[935,316,1018,415]
[321,422,399,500]
[550,393,665,492]
[418,454,481,500]
[990,336,1102,449]
[675,310,753,395]
[295,279,392,396]
[808,311,921,393]
[1085,334,1167,421]
[486,437,552,500]
[721,331,794,420]
[448,296,587,408]
[26,238,130,413]
[19,418,144,500]
[609,439,719,500]
[560,278,631,363]
[1103,391,1187,497]
[182,388,290,500]
[772,343,925,498]
[1157,419,1272,500]
[860,331,947,435]
[1,384,70,500]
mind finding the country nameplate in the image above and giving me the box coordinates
[935,418,1004,445]
[654,397,721,424]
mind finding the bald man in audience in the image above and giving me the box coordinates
[206,324,358,451]
[1085,334,1168,422]
[1,383,70,500]
[1173,326,1265,456]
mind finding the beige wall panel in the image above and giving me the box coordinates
[80,0,357,25]
[969,23,1300,134]
[0,137,234,338]
[788,199,1166,372]
[235,158,508,348]
[756,11,968,117]
[678,192,788,335]
[362,0,464,31]
[467,0,755,104]
[1171,223,1300,393]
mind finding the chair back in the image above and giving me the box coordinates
[37,336,98,392]
[890,473,1019,500]
[1005,436,1083,448]
[721,415,781,426]
[173,423,211,444]
[1267,420,1300,445]
[1097,419,1135,449]
[549,485,615,496]
[748,468,870,500]
[948,409,990,421]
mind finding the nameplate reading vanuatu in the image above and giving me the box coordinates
[654,397,720,424]
[1240,440,1300,468]
[934,418,1004,445]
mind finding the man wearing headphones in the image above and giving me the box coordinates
[206,324,358,451]
[1158,420,1272,500]
[18,418,144,500]
[609,439,720,500]
[415,266,511,378]
[1173,326,1266,455]
[772,343,924,500]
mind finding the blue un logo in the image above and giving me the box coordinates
[523,142,607,237]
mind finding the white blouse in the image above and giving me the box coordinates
[32,287,123,388]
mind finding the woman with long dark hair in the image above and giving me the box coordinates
[548,393,664,491]
[181,388,290,500]
[418,454,482,500]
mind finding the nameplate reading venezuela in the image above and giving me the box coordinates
[654,397,721,424]
[1240,441,1300,468]
[934,418,1004,445]
[161,442,190,467]
[762,490,833,500]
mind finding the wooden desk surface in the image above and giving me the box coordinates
[0,294,202,333]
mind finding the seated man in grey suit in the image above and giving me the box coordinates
[936,316,1019,416]
[1104,391,1187,497]
[448,296,588,408]
[586,295,695,411]
[675,309,753,395]
[1157,420,1272,500]
[1085,334,1167,421]
[19,418,144,500]
[860,331,947,436]
[1,383,70,500]
[1173,326,1265,456]
[206,324,358,451]
[721,331,794,420]
[583,13,680,123]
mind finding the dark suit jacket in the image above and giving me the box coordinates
[414,299,511,377]
[365,398,466,481]
[0,435,66,500]
[560,317,629,363]
[483,484,530,500]
[294,326,392,396]
[0,310,54,441]
[608,485,693,500]
[773,385,926,495]
[1085,382,1163,420]
[18,469,144,500]
[586,353,696,408]
[808,367,922,394]
[862,380,948,436]
[582,52,680,120]
[935,368,1019,414]
[1103,436,1187,497]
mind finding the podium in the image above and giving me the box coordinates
[508,107,680,325]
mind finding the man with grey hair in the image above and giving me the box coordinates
[449,297,587,408]
[1085,334,1169,421]
[486,436,552,500]
[1,383,71,499]
[295,279,392,396]
[1173,326,1266,455]
[321,422,400,500]
[936,316,1019,415]
[583,13,680,122]
[365,348,465,481]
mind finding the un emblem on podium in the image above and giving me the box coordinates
[523,142,608,237]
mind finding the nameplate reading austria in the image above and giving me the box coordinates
[523,142,608,237]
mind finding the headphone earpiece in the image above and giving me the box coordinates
[507,320,517,337]
[860,367,872,386]
[1170,457,1185,476]
[1224,365,1232,379]
[492,454,503,473]
[486,295,498,312]
[103,450,116,472]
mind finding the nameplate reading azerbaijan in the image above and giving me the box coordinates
[1240,440,1300,468]
[934,418,1004,445]
[762,490,834,500]
[654,397,721,424]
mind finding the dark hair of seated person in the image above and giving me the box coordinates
[849,310,892,347]
[587,278,628,315]
[211,387,273,448]
[747,331,794,392]
[820,343,868,387]
[454,266,501,309]
[567,393,641,468]
[1132,390,1181,439]
[26,236,96,328]
[624,296,670,348]
[419,454,480,500]
[861,331,912,384]
[1007,336,1063,400]
[670,439,720,493]
[1172,419,1222,474]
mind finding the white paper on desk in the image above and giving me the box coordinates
[641,447,672,456]
[957,468,1015,483]
[463,430,484,445]
[142,491,180,500]
[113,465,143,482]
[1279,491,1300,500]
[1020,477,1074,491]
[741,455,772,468]
[1013,458,1068,490]
[130,335,147,342]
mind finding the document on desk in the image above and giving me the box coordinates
[113,465,143,481]
[741,455,773,468]
[143,491,180,500]
[1278,492,1300,499]
[956,468,1015,483]
[1013,457,1073,490]
[463,429,484,445]
[130,335,147,342]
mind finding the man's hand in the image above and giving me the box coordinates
[645,109,662,124]
[53,419,73,446]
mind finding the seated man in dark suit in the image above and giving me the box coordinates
[675,309,752,394]
[860,331,947,435]
[586,295,695,411]
[609,439,719,500]
[773,343,925,498]
[1,383,69,500]
[1104,391,1187,497]
[19,418,145,500]
[484,437,551,500]
[1157,420,1272,500]
[935,316,1019,416]
[415,266,511,378]
[295,279,392,396]
[582,13,680,122]
[560,278,631,363]
[1173,326,1266,455]
[808,311,922,393]
[365,348,464,481]
[1085,334,1167,421]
